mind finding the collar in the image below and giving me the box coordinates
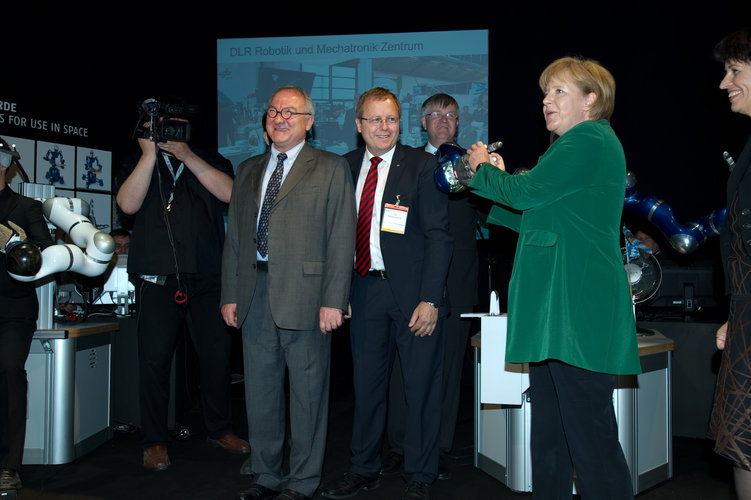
[271,141,305,165]
[366,145,396,165]
[425,142,440,154]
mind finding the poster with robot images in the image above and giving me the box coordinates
[2,134,115,230]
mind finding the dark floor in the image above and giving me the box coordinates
[14,330,739,500]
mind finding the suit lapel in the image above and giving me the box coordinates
[274,143,314,205]
[382,143,406,208]
[0,189,20,223]
[248,154,268,208]
[728,137,751,200]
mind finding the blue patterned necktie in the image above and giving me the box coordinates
[257,152,286,258]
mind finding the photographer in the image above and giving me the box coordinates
[116,96,248,471]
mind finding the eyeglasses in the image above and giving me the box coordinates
[359,116,399,126]
[266,107,312,119]
[424,111,458,121]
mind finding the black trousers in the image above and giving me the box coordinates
[135,273,233,447]
[387,307,471,454]
[529,360,634,500]
[0,318,36,471]
[348,274,444,484]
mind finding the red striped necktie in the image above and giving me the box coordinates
[355,156,382,276]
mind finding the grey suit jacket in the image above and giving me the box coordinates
[221,142,356,330]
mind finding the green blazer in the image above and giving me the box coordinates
[470,120,640,375]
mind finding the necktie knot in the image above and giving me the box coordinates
[277,152,287,165]
[370,156,382,168]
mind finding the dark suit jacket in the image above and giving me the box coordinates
[221,142,356,330]
[721,135,751,291]
[345,143,453,318]
[424,143,482,310]
[0,187,54,320]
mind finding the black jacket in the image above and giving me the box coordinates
[721,135,751,293]
[0,186,54,320]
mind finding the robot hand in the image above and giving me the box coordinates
[6,197,115,282]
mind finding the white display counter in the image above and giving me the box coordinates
[471,314,674,494]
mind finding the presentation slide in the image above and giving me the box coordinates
[216,30,488,168]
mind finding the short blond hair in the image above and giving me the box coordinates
[539,56,616,121]
[356,87,401,118]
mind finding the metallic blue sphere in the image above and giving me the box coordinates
[434,142,466,193]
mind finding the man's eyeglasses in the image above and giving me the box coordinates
[266,107,312,119]
[359,116,399,126]
[424,111,458,121]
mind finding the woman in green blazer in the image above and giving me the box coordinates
[466,56,640,499]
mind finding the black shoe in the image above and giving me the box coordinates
[321,471,380,498]
[0,468,21,490]
[272,490,310,500]
[437,453,451,480]
[402,481,430,500]
[379,451,404,476]
[235,483,281,500]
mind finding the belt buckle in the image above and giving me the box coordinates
[372,269,387,279]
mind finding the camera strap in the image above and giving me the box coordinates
[161,152,184,212]
[157,151,188,305]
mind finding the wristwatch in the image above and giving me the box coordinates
[425,301,438,308]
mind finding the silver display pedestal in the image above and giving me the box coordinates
[23,322,119,465]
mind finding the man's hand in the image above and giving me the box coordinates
[158,140,196,164]
[408,301,438,337]
[320,306,344,334]
[221,303,238,328]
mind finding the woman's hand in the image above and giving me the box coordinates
[467,142,506,173]
[716,321,728,350]
[466,142,490,172]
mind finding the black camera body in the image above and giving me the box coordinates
[135,98,196,142]
[136,118,191,143]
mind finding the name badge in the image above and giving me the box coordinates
[382,203,408,234]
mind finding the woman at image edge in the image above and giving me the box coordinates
[710,27,751,500]
[466,56,641,499]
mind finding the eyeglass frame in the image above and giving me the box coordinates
[266,107,313,120]
[358,116,399,126]
[423,111,459,121]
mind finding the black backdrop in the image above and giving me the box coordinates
[5,5,751,251]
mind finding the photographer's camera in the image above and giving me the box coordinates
[135,98,194,143]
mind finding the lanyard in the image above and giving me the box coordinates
[161,152,184,211]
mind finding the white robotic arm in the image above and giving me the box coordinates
[6,197,115,282]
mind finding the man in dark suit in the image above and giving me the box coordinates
[383,93,483,480]
[0,138,54,493]
[320,87,453,500]
[221,85,356,500]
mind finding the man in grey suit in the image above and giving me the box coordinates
[221,85,356,500]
